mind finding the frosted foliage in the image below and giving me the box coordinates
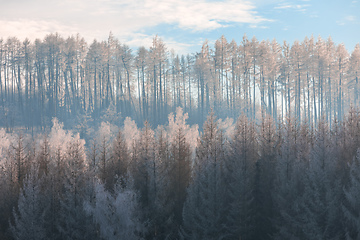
[217,117,235,139]
[0,128,14,165]
[101,103,121,125]
[49,118,86,164]
[155,125,168,141]
[10,168,46,240]
[123,117,140,151]
[343,150,360,239]
[96,121,119,144]
[85,181,142,240]
[167,107,199,154]
[49,118,74,160]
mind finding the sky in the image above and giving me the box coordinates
[0,0,359,54]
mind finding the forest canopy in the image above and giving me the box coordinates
[2,33,360,239]
[0,33,359,133]
[1,108,360,239]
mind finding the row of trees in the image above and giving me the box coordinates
[2,107,360,239]
[1,33,360,131]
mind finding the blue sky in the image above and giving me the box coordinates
[0,0,359,54]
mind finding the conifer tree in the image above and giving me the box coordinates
[343,150,360,240]
[224,114,258,239]
[299,120,342,239]
[273,118,309,239]
[57,137,96,240]
[181,113,227,239]
[10,167,47,240]
[84,180,144,240]
[252,115,279,239]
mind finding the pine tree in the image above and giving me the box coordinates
[252,115,279,239]
[10,167,47,240]
[181,113,227,239]
[84,180,144,240]
[342,150,360,240]
[130,121,158,238]
[0,129,17,240]
[162,108,193,238]
[273,118,309,239]
[57,137,96,240]
[109,129,129,189]
[224,114,258,239]
[299,120,342,239]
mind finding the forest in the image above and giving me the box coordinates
[0,33,360,133]
[1,107,360,239]
[1,33,360,240]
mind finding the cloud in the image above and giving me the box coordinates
[123,33,196,55]
[0,19,80,40]
[249,24,269,29]
[0,0,271,54]
[345,15,357,22]
[337,15,359,26]
[0,0,268,41]
[274,5,293,9]
[274,3,310,12]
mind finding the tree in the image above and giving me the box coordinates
[10,167,47,240]
[110,129,129,188]
[224,114,258,239]
[96,121,117,189]
[57,135,96,240]
[343,150,360,240]
[160,107,193,238]
[298,120,342,239]
[181,112,227,239]
[273,118,310,239]
[335,43,349,120]
[84,180,144,240]
[349,44,360,107]
[129,121,159,238]
[0,130,18,240]
[252,115,279,239]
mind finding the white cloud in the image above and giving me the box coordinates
[0,0,268,43]
[337,15,359,26]
[274,5,293,9]
[345,15,357,22]
[274,3,310,12]
[0,0,271,54]
[0,19,80,40]
[124,33,196,55]
[249,24,269,29]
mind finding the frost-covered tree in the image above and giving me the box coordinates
[84,180,144,240]
[156,108,194,239]
[252,115,279,239]
[181,113,227,239]
[96,121,118,187]
[36,134,51,177]
[129,121,158,238]
[108,129,129,189]
[299,120,342,239]
[57,135,96,240]
[349,44,360,107]
[224,114,258,239]
[342,150,360,240]
[273,118,310,239]
[10,134,29,190]
[0,129,17,239]
[44,118,78,239]
[10,167,47,240]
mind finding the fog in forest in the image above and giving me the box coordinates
[1,34,360,239]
